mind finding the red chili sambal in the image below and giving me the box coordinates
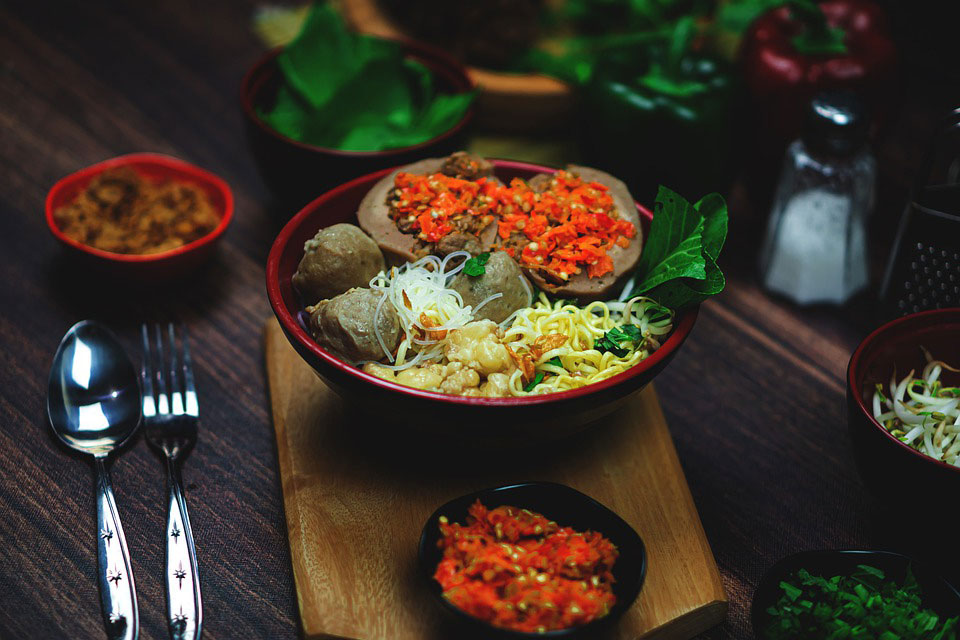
[389,170,636,280]
[433,500,618,633]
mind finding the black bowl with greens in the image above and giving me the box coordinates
[752,550,960,640]
[240,4,474,210]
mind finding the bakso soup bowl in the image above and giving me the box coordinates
[418,482,646,639]
[266,160,699,442]
[847,308,960,509]
[241,42,474,211]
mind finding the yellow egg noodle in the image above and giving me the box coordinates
[502,293,673,396]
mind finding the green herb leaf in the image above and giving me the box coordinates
[631,185,708,290]
[622,186,728,308]
[546,356,564,368]
[765,565,959,640]
[524,372,545,392]
[595,324,644,357]
[788,0,848,56]
[258,3,474,152]
[463,252,491,277]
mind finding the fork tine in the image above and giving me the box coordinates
[154,324,169,415]
[168,323,185,416]
[180,325,199,417]
[141,324,157,418]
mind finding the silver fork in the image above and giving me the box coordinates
[141,324,203,640]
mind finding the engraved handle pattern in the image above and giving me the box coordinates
[165,456,202,640]
[96,458,139,640]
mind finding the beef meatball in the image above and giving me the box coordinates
[308,288,400,364]
[441,151,494,180]
[293,224,385,305]
[436,231,483,257]
[451,251,531,323]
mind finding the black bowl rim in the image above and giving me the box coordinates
[417,481,647,639]
[239,39,475,157]
[751,548,960,639]
[846,307,960,477]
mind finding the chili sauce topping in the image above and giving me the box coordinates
[433,500,618,633]
[388,171,636,280]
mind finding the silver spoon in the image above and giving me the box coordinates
[47,320,141,640]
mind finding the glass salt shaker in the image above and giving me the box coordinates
[759,91,875,304]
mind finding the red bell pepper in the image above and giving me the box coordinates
[741,0,896,142]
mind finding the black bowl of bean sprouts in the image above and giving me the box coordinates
[847,308,960,509]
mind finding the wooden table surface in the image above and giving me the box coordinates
[1,2,956,639]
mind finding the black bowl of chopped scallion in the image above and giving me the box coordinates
[752,550,960,640]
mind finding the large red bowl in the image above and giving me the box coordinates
[46,153,233,281]
[266,160,699,441]
[847,308,960,507]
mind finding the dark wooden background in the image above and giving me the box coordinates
[1,1,957,639]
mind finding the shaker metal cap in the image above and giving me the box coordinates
[804,90,869,156]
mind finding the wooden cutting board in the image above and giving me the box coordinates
[264,318,727,639]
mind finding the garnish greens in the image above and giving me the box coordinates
[257,3,474,152]
[765,564,958,640]
[595,324,644,358]
[463,252,491,277]
[546,356,564,368]
[524,372,545,392]
[621,185,728,309]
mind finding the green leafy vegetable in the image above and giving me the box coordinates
[524,372,545,392]
[545,356,564,368]
[463,252,491,277]
[788,0,848,56]
[765,565,959,640]
[622,186,727,309]
[258,3,474,152]
[595,324,644,357]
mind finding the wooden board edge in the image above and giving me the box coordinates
[644,389,729,606]
[641,600,729,640]
[264,319,325,638]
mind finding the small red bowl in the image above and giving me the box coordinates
[266,160,699,443]
[240,42,475,211]
[847,308,960,506]
[46,153,233,281]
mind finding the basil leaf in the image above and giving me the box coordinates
[622,185,727,309]
[463,252,490,277]
[631,185,707,292]
[524,372,545,392]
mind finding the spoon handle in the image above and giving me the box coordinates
[164,456,202,640]
[95,458,139,640]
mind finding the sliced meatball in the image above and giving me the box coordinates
[451,251,531,323]
[441,151,494,180]
[293,224,385,305]
[436,231,483,257]
[527,172,553,193]
[307,288,400,364]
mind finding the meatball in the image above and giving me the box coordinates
[527,172,553,193]
[436,231,482,257]
[308,288,400,364]
[441,151,494,180]
[450,251,531,323]
[293,224,385,305]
